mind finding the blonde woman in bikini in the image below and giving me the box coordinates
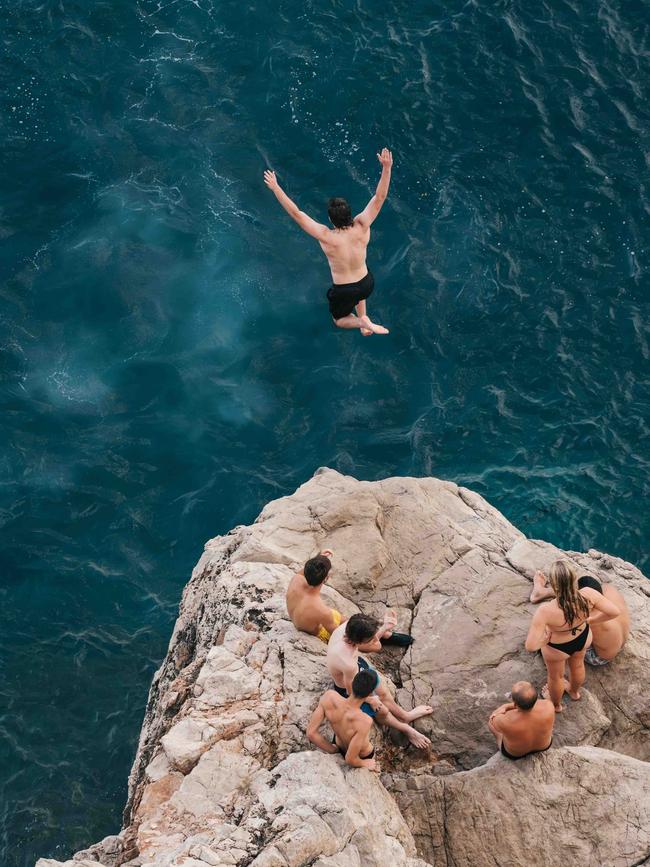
[525,559,620,712]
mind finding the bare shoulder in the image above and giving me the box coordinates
[604,584,628,608]
[358,711,373,730]
[287,571,303,590]
[539,599,561,619]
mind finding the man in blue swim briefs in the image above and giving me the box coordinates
[326,613,433,749]
[307,670,380,770]
[264,148,393,336]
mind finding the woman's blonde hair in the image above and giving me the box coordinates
[549,559,590,625]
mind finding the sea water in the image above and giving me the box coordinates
[1,1,648,864]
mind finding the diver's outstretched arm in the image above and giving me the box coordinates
[355,148,393,226]
[263,170,328,240]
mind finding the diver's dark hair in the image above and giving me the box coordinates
[328,197,353,228]
[511,681,538,711]
[345,613,380,645]
[303,554,331,587]
[352,670,377,699]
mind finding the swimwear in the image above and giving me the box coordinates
[326,271,374,320]
[578,575,603,594]
[332,733,375,761]
[547,623,590,655]
[380,631,415,648]
[332,657,380,718]
[500,738,553,761]
[585,646,610,666]
[317,609,343,644]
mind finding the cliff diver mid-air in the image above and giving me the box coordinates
[264,148,393,335]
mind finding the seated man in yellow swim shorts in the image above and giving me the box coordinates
[286,551,344,642]
[286,551,411,646]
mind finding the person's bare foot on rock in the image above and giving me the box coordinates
[406,726,431,749]
[530,570,554,603]
[564,677,581,701]
[405,705,433,722]
[541,683,564,712]
[359,314,389,335]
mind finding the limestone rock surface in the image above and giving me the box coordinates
[36,469,650,867]
[386,746,650,867]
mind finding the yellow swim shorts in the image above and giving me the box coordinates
[317,609,342,643]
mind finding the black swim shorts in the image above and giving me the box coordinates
[326,271,374,320]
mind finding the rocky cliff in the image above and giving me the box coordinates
[37,469,650,867]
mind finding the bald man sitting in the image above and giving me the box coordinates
[488,681,555,760]
[530,570,630,665]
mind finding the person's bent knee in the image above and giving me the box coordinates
[374,706,390,723]
[375,682,390,700]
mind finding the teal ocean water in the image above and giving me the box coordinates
[1,1,649,864]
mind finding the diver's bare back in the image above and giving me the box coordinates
[264,148,393,336]
[318,221,370,284]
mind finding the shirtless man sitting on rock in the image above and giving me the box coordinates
[529,569,630,665]
[488,681,555,760]
[286,551,344,643]
[264,148,393,335]
[286,550,400,645]
[327,613,433,749]
[307,670,380,770]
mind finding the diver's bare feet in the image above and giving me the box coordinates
[405,705,433,723]
[359,315,389,335]
[406,726,431,749]
[564,678,581,701]
[541,683,564,713]
[360,326,373,336]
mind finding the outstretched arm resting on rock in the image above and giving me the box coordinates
[263,170,328,240]
[306,698,340,755]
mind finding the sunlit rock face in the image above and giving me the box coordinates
[38,468,650,867]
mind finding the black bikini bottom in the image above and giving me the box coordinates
[547,623,590,656]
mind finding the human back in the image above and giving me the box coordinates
[286,552,338,635]
[542,560,592,645]
[501,698,555,754]
[582,580,630,661]
[490,682,555,758]
[326,620,357,688]
[321,690,373,752]
[318,217,370,284]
